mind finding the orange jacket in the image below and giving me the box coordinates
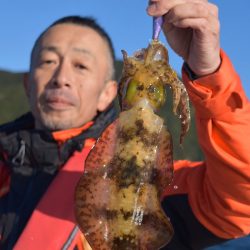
[163,50,250,239]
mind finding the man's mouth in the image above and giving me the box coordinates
[46,96,74,110]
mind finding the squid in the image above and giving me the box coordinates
[75,17,190,250]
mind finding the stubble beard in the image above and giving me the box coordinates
[33,109,75,131]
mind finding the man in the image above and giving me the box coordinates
[0,16,118,250]
[0,0,249,249]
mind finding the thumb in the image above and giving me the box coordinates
[147,0,161,16]
[147,0,171,16]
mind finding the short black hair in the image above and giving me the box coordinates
[30,16,115,79]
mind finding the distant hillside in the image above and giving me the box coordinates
[0,61,203,161]
[0,70,29,124]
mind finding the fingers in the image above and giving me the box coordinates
[147,0,208,16]
[147,0,186,16]
[164,2,217,22]
[163,2,219,32]
[147,0,219,34]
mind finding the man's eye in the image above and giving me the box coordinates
[75,63,87,70]
[44,60,54,64]
[39,59,55,66]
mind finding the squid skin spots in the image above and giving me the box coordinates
[75,39,190,249]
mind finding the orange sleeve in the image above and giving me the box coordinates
[180,50,250,239]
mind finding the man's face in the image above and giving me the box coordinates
[26,24,117,130]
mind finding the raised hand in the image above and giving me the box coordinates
[147,0,221,77]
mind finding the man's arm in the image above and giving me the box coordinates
[182,50,250,238]
[148,0,250,238]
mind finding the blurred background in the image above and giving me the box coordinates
[0,0,249,160]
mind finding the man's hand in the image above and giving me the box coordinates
[147,0,221,77]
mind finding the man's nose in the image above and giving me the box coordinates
[51,61,72,88]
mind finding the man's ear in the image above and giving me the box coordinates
[23,72,30,97]
[97,80,118,112]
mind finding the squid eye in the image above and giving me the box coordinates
[148,85,156,93]
[147,84,166,109]
[125,79,140,104]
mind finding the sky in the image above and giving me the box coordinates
[0,0,250,97]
